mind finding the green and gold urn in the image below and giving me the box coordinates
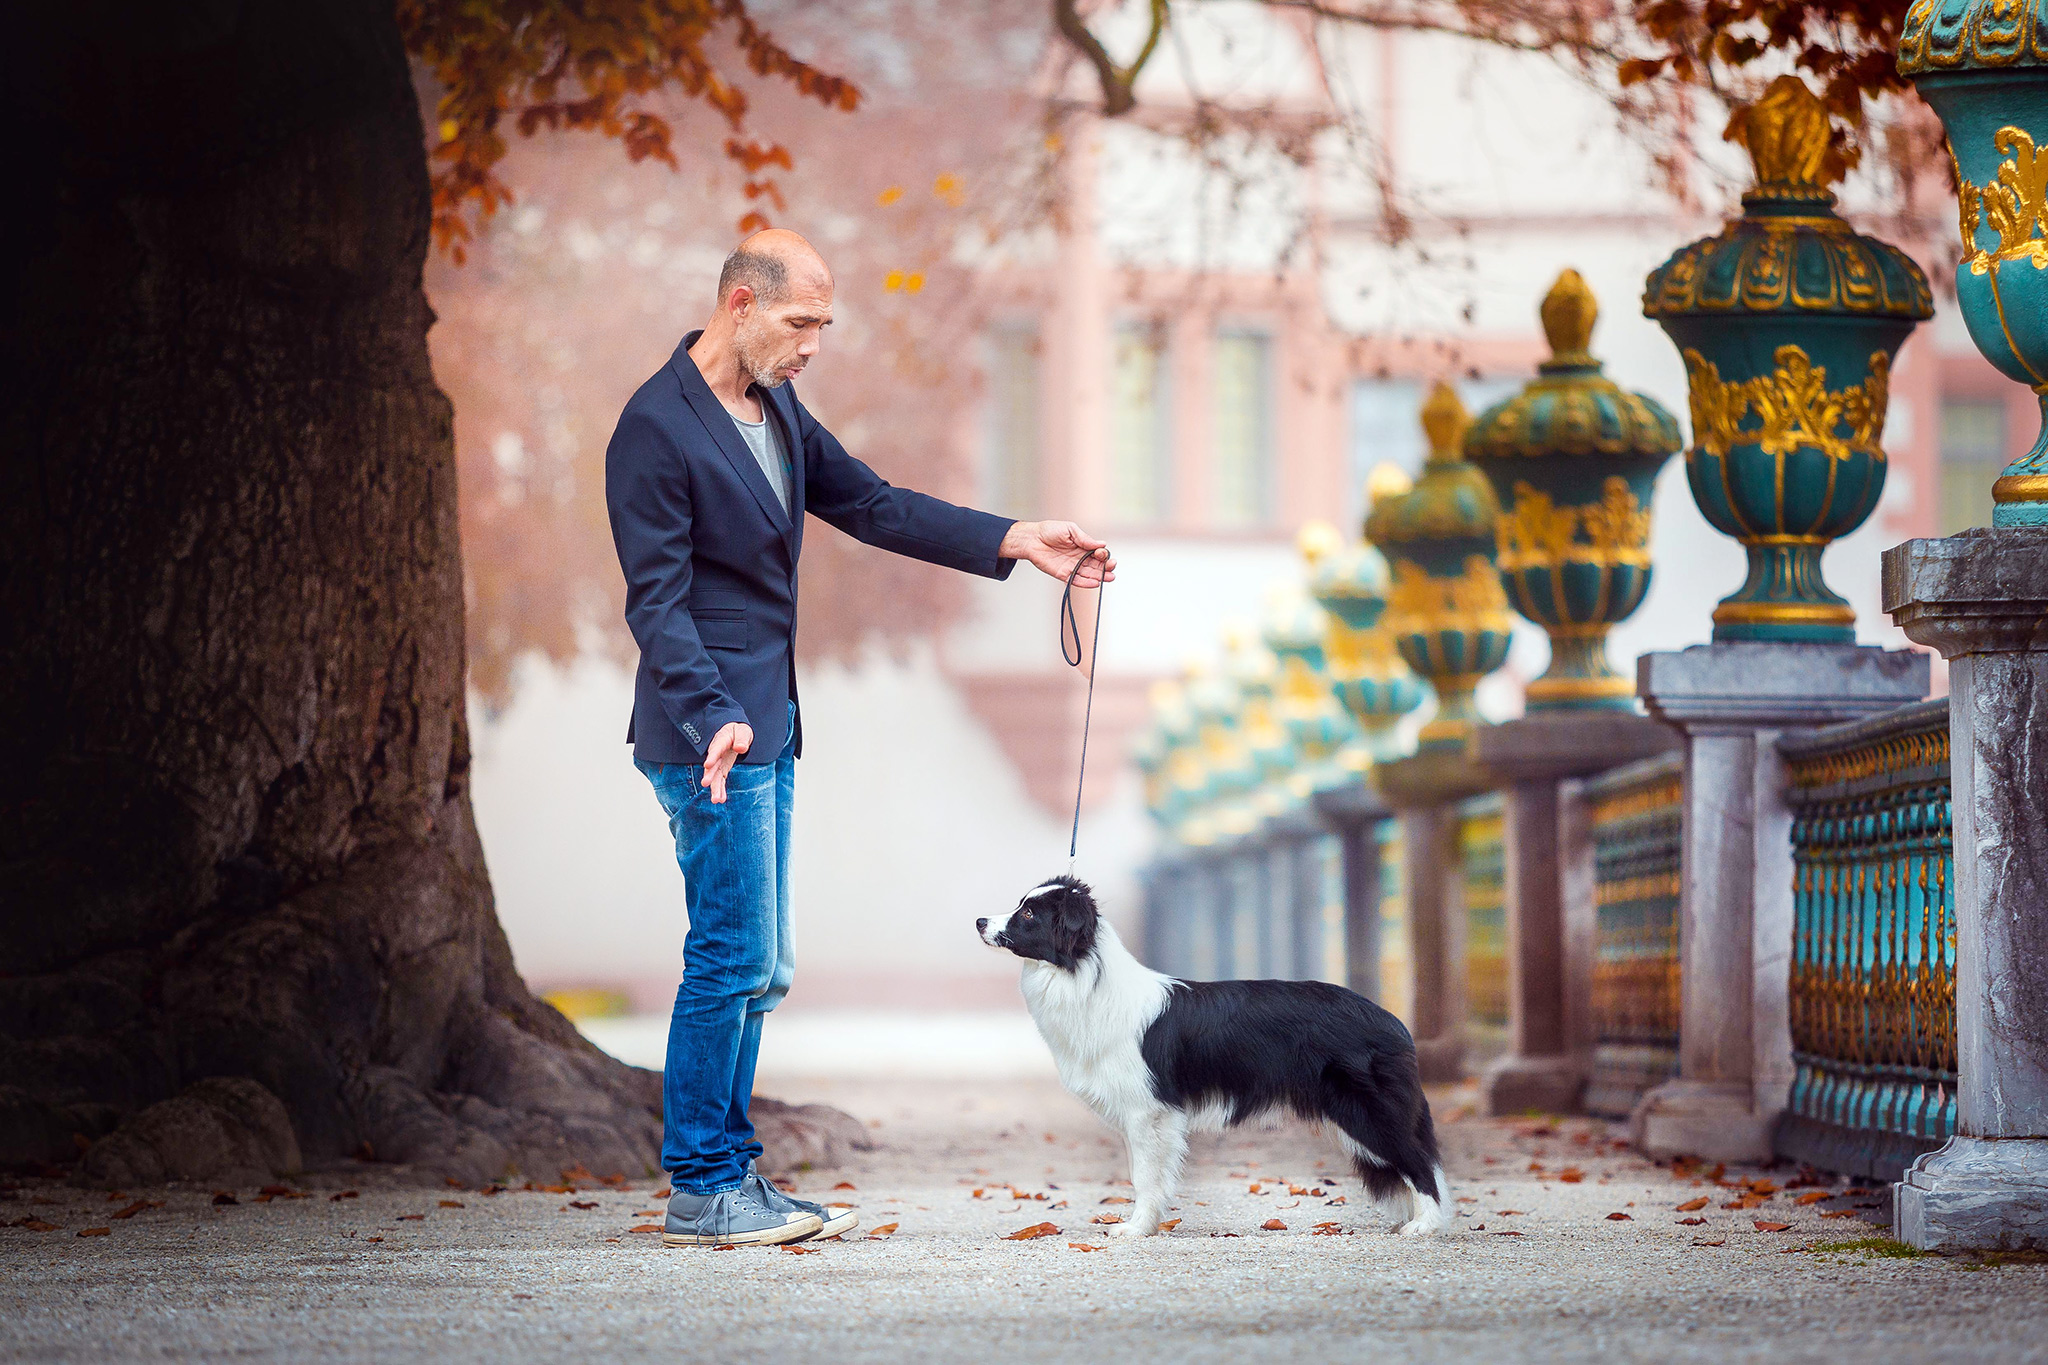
[1305,522,1426,766]
[1643,75,1933,641]
[1468,270,1681,709]
[1900,0,2048,525]
[1364,382,1513,750]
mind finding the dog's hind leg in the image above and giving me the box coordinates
[1324,1068,1449,1236]
[1112,1108,1188,1238]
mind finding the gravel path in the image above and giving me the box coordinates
[5,1077,2044,1363]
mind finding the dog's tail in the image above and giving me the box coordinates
[1324,1052,1449,1234]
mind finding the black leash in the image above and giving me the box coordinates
[1058,547,1109,868]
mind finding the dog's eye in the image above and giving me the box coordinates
[1017,908,1033,920]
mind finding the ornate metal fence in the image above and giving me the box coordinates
[1459,793,1508,1063]
[1581,754,1683,1116]
[1775,699,1956,1181]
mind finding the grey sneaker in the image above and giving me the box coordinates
[662,1185,822,1247]
[747,1161,860,1240]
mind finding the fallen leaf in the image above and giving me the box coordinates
[110,1202,151,1220]
[1494,1230,1524,1236]
[1794,1191,1831,1205]
[630,1224,661,1233]
[480,1185,506,1197]
[77,1227,110,1238]
[868,1223,899,1238]
[1248,1184,1264,1195]
[1311,1222,1347,1236]
[19,1220,57,1232]
[1528,1163,1544,1173]
[1092,1214,1123,1225]
[259,1184,296,1197]
[1278,1201,1300,1209]
[833,1182,856,1191]
[1677,1217,1708,1226]
[784,1245,819,1255]
[1261,1219,1287,1231]
[365,1236,383,1243]
[1692,1238,1725,1247]
[331,1191,359,1202]
[439,1200,465,1209]
[1099,1196,1132,1204]
[1324,1196,1347,1206]
[211,1193,238,1206]
[1821,1209,1860,1220]
[634,1210,661,1217]
[1495,1210,1527,1217]
[971,1188,986,1199]
[1049,1201,1068,1210]
[1842,1187,1872,1197]
[1676,1197,1710,1212]
[1288,1185,1310,1196]
[1210,1232,1240,1238]
[1747,1181,1779,1196]
[1754,1221,1792,1232]
[398,1214,425,1221]
[1558,1169,1585,1184]
[1158,1219,1181,1231]
[1309,1188,1326,1197]
[447,1177,466,1188]
[1606,1212,1633,1221]
[1068,1242,1105,1251]
[1002,1222,1061,1241]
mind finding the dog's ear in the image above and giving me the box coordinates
[1049,881,1098,964]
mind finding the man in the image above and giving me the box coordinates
[605,229,1114,1247]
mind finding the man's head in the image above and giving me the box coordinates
[712,229,833,390]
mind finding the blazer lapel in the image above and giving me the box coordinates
[763,385,805,556]
[668,336,794,537]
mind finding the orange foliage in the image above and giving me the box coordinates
[399,0,859,260]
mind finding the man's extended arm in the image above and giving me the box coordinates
[604,408,754,796]
[793,395,1117,586]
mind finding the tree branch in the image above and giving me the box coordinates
[1054,0,1171,116]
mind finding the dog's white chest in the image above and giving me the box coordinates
[1019,952,1172,1120]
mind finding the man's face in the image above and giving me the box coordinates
[731,273,833,390]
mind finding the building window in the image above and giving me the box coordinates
[1213,330,1274,527]
[984,323,1040,516]
[1939,397,2008,535]
[1111,322,1171,524]
[1347,377,1518,532]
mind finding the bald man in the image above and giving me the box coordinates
[605,231,1114,1247]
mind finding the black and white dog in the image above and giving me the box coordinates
[979,875,1448,1238]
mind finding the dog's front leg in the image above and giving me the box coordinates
[1111,1109,1187,1238]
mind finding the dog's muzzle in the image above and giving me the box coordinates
[977,915,1005,948]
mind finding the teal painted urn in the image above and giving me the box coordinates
[1261,526,1363,794]
[1363,382,1513,751]
[1468,270,1681,709]
[1901,0,2048,525]
[1305,524,1426,766]
[1643,75,1933,641]
[1133,679,1197,833]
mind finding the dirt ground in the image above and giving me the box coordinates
[5,1076,2045,1363]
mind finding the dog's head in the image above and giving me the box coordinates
[977,876,1099,971]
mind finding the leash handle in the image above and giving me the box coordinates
[1058,547,1108,864]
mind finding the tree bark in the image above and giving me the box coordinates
[0,2,860,1185]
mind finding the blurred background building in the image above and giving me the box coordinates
[433,1,2016,1072]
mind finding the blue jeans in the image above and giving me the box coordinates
[636,708,796,1195]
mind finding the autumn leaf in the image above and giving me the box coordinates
[1794,1191,1831,1205]
[331,1190,359,1202]
[440,1200,465,1209]
[1002,1222,1061,1241]
[1324,1196,1348,1206]
[1748,1181,1779,1196]
[1754,1221,1792,1232]
[399,1214,425,1222]
[211,1192,238,1206]
[630,1224,662,1233]
[1676,1197,1710,1212]
[1311,1222,1347,1236]
[868,1223,899,1238]
[1821,1209,1860,1219]
[1248,1184,1264,1195]
[784,1245,819,1255]
[1494,1230,1524,1236]
[1099,1196,1132,1205]
[77,1227,111,1238]
[1158,1219,1181,1231]
[567,1201,598,1211]
[1261,1219,1287,1231]
[109,1202,151,1220]
[1558,1168,1585,1184]
[259,1184,298,1197]
[1495,1210,1528,1217]
[364,1237,384,1244]
[1693,1238,1726,1247]
[1288,1185,1310,1196]
[1678,1217,1708,1226]
[833,1182,856,1191]
[1092,1214,1123,1225]
[19,1219,58,1232]
[1606,1212,1633,1221]
[1068,1242,1105,1251]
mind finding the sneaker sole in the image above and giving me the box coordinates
[788,1206,860,1243]
[662,1212,823,1248]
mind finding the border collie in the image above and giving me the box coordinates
[979,875,1448,1238]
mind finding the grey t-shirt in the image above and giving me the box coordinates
[729,401,793,515]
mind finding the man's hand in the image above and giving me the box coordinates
[701,721,753,803]
[1000,520,1117,587]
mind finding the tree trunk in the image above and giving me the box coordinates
[0,2,858,1186]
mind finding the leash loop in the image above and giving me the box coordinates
[1058,547,1108,866]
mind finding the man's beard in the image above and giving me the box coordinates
[735,330,802,390]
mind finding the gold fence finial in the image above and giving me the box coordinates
[1727,74,1843,194]
[1540,269,1598,364]
[1420,380,1471,463]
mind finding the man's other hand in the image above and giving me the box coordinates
[1000,520,1117,587]
[702,722,753,803]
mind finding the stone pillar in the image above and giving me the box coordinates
[1469,713,1677,1115]
[1314,781,1392,1000]
[1886,528,2048,1252]
[1196,851,1231,981]
[1259,830,1296,980]
[1400,805,1466,1081]
[1632,643,1928,1160]
[1290,832,1329,983]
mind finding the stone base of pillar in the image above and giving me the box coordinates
[1630,1078,1773,1162]
[1895,1137,2048,1252]
[1416,1035,1465,1085]
[1480,1053,1587,1116]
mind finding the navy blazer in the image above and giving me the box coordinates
[605,332,1017,765]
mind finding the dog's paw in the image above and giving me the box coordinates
[1394,1218,1439,1237]
[1108,1220,1157,1239]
